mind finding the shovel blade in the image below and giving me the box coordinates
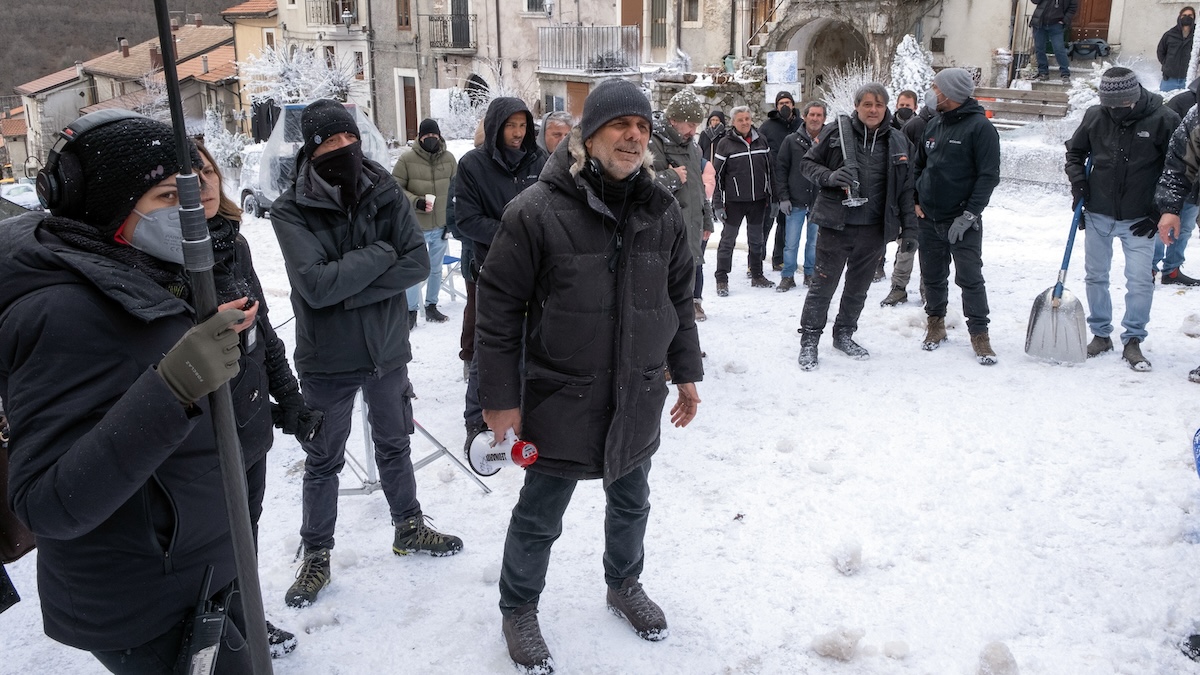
[1025,287,1088,363]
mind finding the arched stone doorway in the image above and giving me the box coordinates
[781,18,870,101]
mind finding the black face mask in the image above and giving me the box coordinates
[420,137,440,153]
[895,107,916,122]
[779,105,793,120]
[1183,15,1196,26]
[312,141,363,188]
[1108,106,1134,122]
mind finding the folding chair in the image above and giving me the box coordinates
[441,254,467,301]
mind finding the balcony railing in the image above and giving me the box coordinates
[428,14,477,53]
[307,0,358,26]
[538,25,640,73]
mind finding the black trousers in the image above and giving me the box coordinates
[716,200,768,280]
[498,460,652,612]
[800,224,885,336]
[918,217,990,334]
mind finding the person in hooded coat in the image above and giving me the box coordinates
[1159,6,1197,91]
[698,109,726,164]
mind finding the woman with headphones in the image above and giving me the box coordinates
[0,110,255,673]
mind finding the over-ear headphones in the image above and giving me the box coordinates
[37,109,149,217]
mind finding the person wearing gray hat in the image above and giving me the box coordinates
[1068,67,1181,371]
[914,67,1002,365]
[476,79,703,673]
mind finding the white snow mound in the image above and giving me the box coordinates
[832,540,863,576]
[978,641,1019,675]
[811,626,865,661]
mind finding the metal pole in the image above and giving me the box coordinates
[151,1,273,672]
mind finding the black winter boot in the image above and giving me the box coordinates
[408,310,418,330]
[798,331,820,371]
[425,304,449,322]
[267,621,297,658]
[832,330,870,360]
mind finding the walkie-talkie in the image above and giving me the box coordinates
[178,566,226,675]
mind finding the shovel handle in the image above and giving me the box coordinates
[1056,159,1091,301]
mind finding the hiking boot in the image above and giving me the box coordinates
[285,548,331,608]
[503,604,554,674]
[716,280,729,297]
[1162,268,1200,286]
[797,331,820,371]
[922,316,947,351]
[803,274,813,287]
[393,513,463,556]
[1032,72,1049,82]
[772,262,784,271]
[750,274,775,288]
[1122,338,1152,372]
[1190,365,1200,383]
[832,330,869,360]
[776,277,796,293]
[1087,335,1113,357]
[425,304,449,322]
[408,310,418,330]
[970,332,997,365]
[880,287,908,306]
[607,578,669,641]
[267,621,297,658]
[693,299,707,322]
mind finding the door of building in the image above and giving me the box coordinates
[566,81,590,119]
[398,76,418,142]
[621,0,641,28]
[1071,0,1112,40]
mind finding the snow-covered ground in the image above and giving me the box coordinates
[6,147,1200,674]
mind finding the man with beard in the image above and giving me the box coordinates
[760,91,802,270]
[775,100,827,291]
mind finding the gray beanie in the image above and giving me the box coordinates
[933,68,976,104]
[580,79,652,140]
[665,88,706,123]
[1098,67,1141,107]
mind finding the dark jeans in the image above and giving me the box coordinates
[91,583,250,674]
[298,366,419,551]
[716,200,768,280]
[800,224,885,335]
[919,217,991,334]
[761,202,786,267]
[694,238,709,299]
[1032,22,1070,77]
[498,460,652,612]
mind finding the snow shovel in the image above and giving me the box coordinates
[1025,198,1088,363]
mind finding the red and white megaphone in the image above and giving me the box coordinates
[466,428,538,477]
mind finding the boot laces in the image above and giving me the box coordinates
[293,551,329,593]
[512,610,550,659]
[617,582,658,619]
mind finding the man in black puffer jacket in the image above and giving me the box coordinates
[477,79,703,674]
[1029,0,1077,82]
[914,68,1001,365]
[713,106,774,292]
[1158,6,1197,91]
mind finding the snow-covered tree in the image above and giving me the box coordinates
[890,34,934,98]
[239,45,356,104]
[133,72,169,121]
[202,109,248,170]
[820,61,883,118]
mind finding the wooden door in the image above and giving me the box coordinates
[403,81,417,141]
[1071,0,1112,40]
[566,82,589,119]
[621,0,641,28]
[750,0,772,34]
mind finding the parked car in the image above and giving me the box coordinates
[1,183,43,211]
[238,144,269,218]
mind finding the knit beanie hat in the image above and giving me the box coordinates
[1098,67,1141,107]
[301,99,359,158]
[580,79,652,140]
[665,88,706,123]
[933,68,976,104]
[775,90,795,105]
[65,114,200,235]
[418,118,441,137]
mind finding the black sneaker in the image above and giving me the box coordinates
[503,604,554,674]
[393,513,463,556]
[606,578,668,641]
[716,280,729,297]
[285,547,331,608]
[832,331,870,360]
[408,310,418,330]
[1162,268,1200,286]
[425,304,450,322]
[267,621,297,658]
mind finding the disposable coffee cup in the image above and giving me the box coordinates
[425,194,436,211]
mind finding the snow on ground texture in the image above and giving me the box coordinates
[6,156,1200,673]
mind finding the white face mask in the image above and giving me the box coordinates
[127,206,184,264]
[925,89,939,113]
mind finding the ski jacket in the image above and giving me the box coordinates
[1066,88,1179,221]
[391,137,457,232]
[775,128,821,209]
[1156,105,1200,215]
[913,99,1001,222]
[649,117,715,265]
[475,137,703,487]
[455,98,547,270]
[713,127,772,208]
[0,213,235,651]
[1029,0,1077,27]
[799,113,917,244]
[1159,24,1195,81]
[271,157,429,378]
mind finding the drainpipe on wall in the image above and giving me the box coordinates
[221,12,246,134]
[366,0,379,121]
[729,0,736,60]
[495,0,504,85]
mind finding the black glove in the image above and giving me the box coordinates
[715,207,727,223]
[441,228,451,240]
[414,197,427,212]
[1071,181,1089,212]
[900,236,918,253]
[157,308,244,405]
[827,167,855,189]
[296,409,324,442]
[1131,217,1158,238]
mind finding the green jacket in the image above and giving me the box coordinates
[649,118,714,265]
[391,139,458,232]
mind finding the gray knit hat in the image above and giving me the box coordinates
[933,68,976,104]
[580,79,652,140]
[665,88,706,123]
[1098,67,1141,107]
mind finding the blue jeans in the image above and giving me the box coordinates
[1033,23,1070,77]
[782,207,817,278]
[1083,212,1155,344]
[1163,78,1187,91]
[407,228,448,310]
[1154,199,1197,273]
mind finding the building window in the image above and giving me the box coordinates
[355,52,365,79]
[931,37,946,53]
[324,45,336,68]
[526,0,544,12]
[684,0,699,22]
[264,29,276,49]
[398,0,411,29]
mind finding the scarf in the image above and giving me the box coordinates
[41,216,190,301]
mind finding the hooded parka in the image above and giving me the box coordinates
[391,137,457,232]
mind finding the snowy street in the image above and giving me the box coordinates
[5,170,1200,673]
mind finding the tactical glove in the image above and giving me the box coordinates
[947,211,980,244]
[157,308,244,405]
